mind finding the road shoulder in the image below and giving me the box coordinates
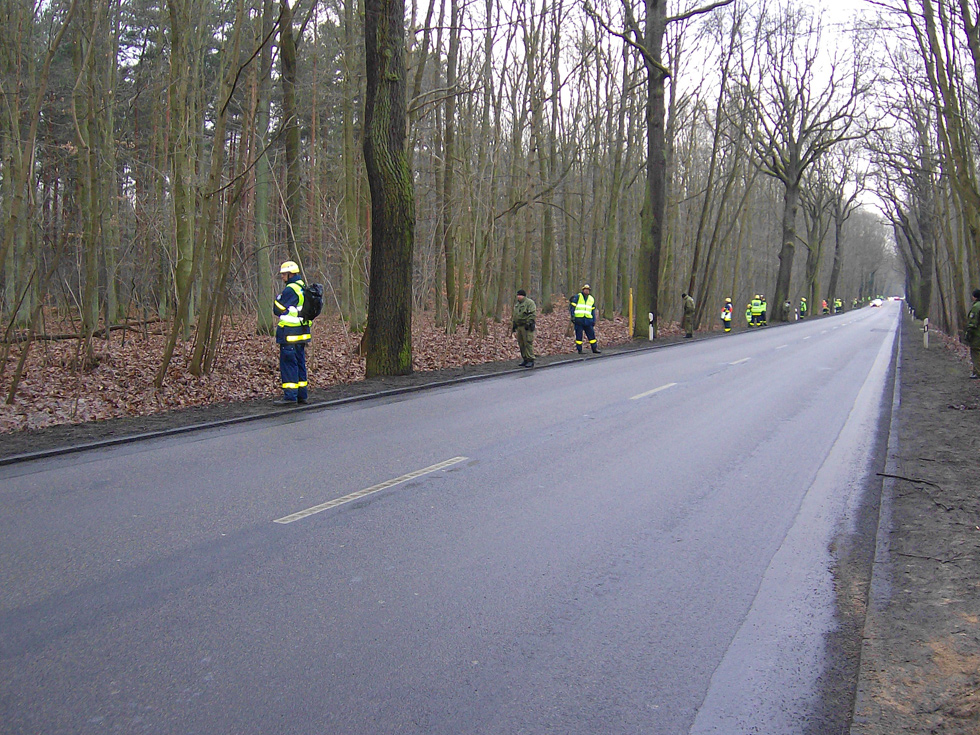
[851,314,980,733]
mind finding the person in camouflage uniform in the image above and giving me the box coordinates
[512,289,537,368]
[681,292,696,338]
[965,288,980,379]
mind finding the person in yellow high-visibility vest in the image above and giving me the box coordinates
[569,284,600,353]
[750,295,764,327]
[273,261,312,405]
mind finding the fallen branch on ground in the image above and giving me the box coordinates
[877,472,942,489]
[2,318,165,344]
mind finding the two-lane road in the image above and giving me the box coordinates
[0,303,900,734]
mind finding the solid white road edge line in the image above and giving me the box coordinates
[630,382,677,400]
[274,456,469,524]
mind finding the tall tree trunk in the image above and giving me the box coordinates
[189,0,246,375]
[156,0,203,386]
[602,57,629,318]
[771,176,801,322]
[167,0,198,343]
[254,0,276,335]
[636,0,668,338]
[826,216,844,308]
[280,0,304,266]
[364,0,415,376]
[539,0,561,312]
[341,0,365,329]
[72,0,106,341]
[0,0,78,325]
[441,0,461,330]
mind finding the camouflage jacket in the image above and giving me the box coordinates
[513,298,537,329]
[966,300,980,348]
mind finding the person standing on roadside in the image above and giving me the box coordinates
[570,284,600,353]
[682,292,696,338]
[721,298,733,333]
[273,261,311,405]
[512,289,537,368]
[750,295,763,327]
[964,288,980,379]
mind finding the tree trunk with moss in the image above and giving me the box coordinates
[363,0,415,376]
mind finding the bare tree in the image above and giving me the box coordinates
[870,95,938,319]
[746,6,870,321]
[825,144,866,309]
[586,0,734,336]
[0,0,79,325]
[254,0,278,336]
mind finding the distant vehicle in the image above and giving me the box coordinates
[871,298,883,307]
[890,296,903,301]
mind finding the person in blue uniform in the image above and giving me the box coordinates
[569,284,600,353]
[273,261,311,405]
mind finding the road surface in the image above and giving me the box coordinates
[0,304,900,734]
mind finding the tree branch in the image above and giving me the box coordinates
[667,0,736,25]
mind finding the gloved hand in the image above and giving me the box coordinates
[527,320,535,331]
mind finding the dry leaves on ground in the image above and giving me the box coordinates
[0,309,641,434]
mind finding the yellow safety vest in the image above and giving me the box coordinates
[573,293,595,319]
[276,281,312,342]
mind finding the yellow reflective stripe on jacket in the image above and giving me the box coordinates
[573,294,595,318]
[285,333,311,342]
[279,313,304,327]
[278,282,307,328]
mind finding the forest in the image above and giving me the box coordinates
[1,0,978,426]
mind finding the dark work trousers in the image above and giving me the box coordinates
[573,318,597,351]
[279,342,308,401]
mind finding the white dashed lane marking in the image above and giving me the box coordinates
[631,383,677,401]
[274,456,468,524]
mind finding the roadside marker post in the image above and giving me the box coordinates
[628,288,634,338]
[923,318,929,349]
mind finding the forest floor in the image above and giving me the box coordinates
[1,307,978,732]
[0,305,651,452]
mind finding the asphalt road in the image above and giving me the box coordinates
[0,304,900,734]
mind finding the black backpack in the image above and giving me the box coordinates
[298,282,324,321]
